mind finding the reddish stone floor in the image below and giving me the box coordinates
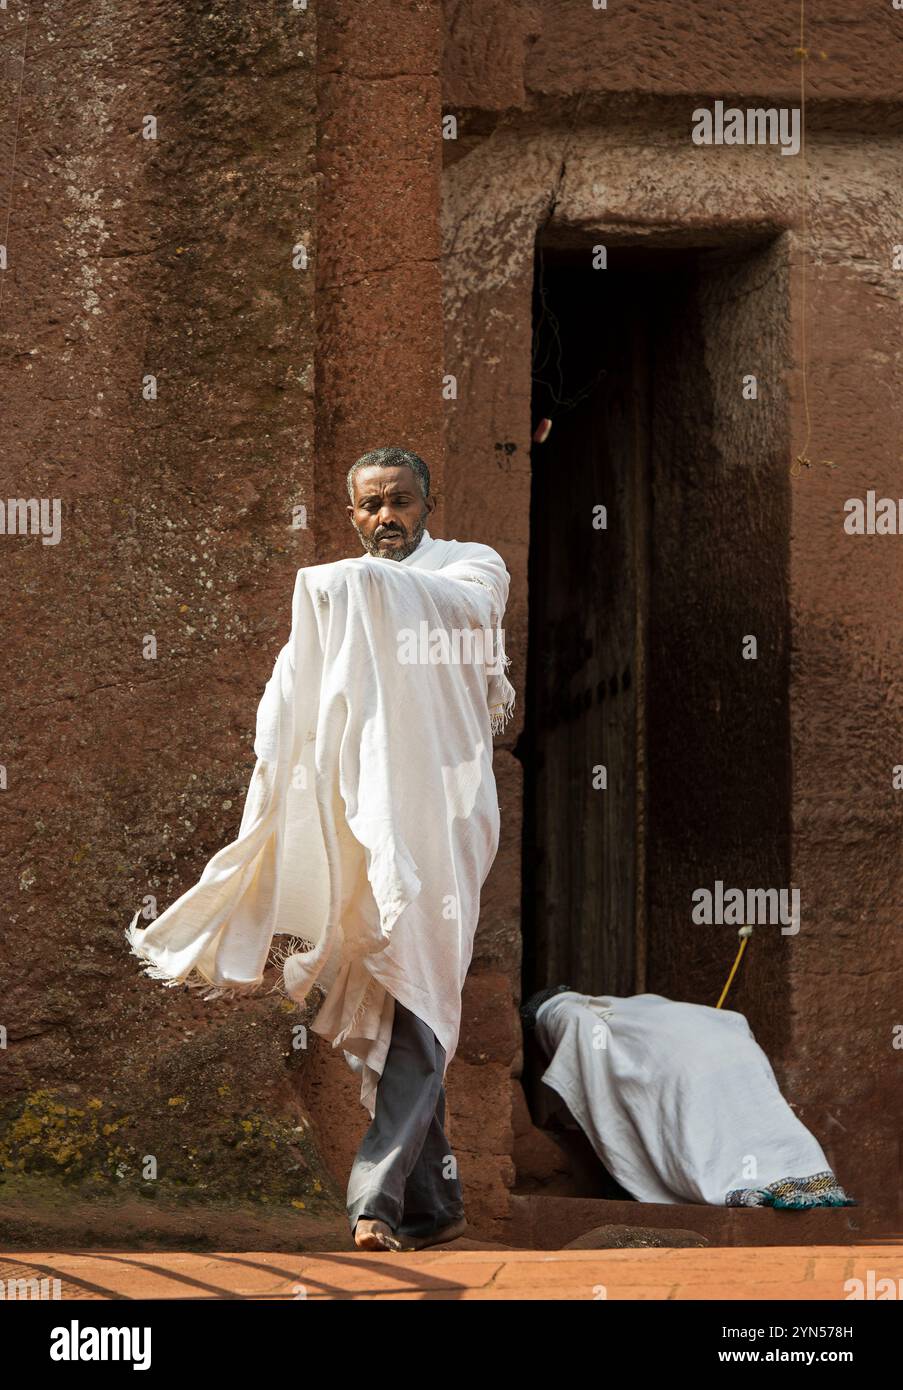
[3,1244,902,1300]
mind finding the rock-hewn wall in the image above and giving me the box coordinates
[1,0,324,1231]
[2,0,900,1244]
[443,0,903,1226]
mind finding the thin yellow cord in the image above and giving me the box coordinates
[716,934,749,1009]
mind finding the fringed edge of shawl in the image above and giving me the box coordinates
[488,644,516,734]
[125,918,316,1005]
[331,975,378,1049]
[454,570,516,735]
[268,934,318,1002]
[489,682,516,735]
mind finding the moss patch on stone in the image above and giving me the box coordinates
[0,1087,341,1211]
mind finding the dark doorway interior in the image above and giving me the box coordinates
[517,237,792,1137]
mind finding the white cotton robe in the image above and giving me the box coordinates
[535,991,834,1205]
[126,530,515,1115]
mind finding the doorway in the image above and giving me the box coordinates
[518,235,792,1115]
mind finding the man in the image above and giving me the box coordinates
[127,446,515,1253]
[522,986,854,1209]
[347,447,435,563]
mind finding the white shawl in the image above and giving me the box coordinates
[126,531,515,1115]
[536,992,835,1205]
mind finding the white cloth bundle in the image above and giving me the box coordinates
[126,530,514,1115]
[536,991,835,1205]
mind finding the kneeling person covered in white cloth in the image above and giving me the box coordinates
[126,446,516,1252]
[524,987,854,1209]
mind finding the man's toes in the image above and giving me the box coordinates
[353,1219,402,1251]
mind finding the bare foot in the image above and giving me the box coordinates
[401,1216,468,1251]
[353,1218,404,1251]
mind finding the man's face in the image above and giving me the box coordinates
[347,464,435,561]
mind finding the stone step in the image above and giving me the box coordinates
[506,1193,875,1249]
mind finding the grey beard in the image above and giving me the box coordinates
[354,515,425,562]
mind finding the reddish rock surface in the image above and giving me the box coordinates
[2,0,900,1247]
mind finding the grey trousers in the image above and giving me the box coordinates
[346,998,465,1238]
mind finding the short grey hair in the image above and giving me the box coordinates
[346,446,431,503]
